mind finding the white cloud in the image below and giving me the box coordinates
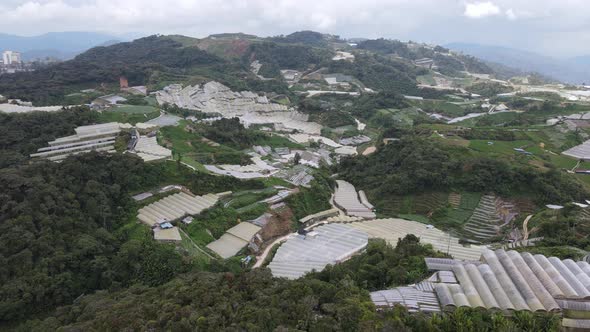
[505,8,517,20]
[0,0,590,56]
[463,1,501,19]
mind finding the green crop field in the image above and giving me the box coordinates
[398,214,431,224]
[469,140,533,155]
[227,188,278,209]
[435,192,482,229]
[97,109,160,124]
[115,105,159,114]
[417,74,436,86]
[413,100,466,117]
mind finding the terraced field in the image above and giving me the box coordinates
[436,192,482,228]
[412,192,449,215]
[410,99,466,118]
[379,192,448,217]
[448,193,461,208]
[462,195,502,242]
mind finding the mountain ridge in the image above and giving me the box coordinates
[0,31,125,60]
[445,42,590,84]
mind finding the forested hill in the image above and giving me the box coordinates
[0,36,227,105]
[356,39,493,77]
[0,31,504,105]
[337,137,589,214]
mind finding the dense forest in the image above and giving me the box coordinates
[337,137,589,212]
[244,41,332,78]
[0,109,266,325]
[0,36,224,104]
[0,31,501,106]
[0,30,579,330]
[0,107,97,167]
[1,110,561,330]
[17,237,560,331]
[0,36,292,105]
[270,30,340,47]
[356,38,493,76]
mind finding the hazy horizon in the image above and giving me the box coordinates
[1,0,589,58]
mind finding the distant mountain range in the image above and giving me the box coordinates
[445,42,590,84]
[0,32,124,61]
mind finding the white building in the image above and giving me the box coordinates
[2,51,22,65]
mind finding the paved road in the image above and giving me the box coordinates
[253,233,291,268]
[522,214,533,241]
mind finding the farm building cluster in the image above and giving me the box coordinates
[371,249,590,330]
[156,81,321,134]
[30,122,172,163]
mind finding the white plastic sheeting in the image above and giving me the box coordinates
[349,218,484,261]
[30,122,126,161]
[432,249,590,313]
[268,223,368,279]
[137,192,218,226]
[333,180,375,219]
[206,222,261,259]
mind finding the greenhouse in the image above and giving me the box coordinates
[268,223,369,279]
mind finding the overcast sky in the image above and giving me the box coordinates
[1,0,588,57]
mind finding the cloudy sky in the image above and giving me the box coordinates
[1,0,588,57]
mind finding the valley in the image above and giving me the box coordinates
[2,30,590,331]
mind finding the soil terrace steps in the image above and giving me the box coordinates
[448,193,462,209]
[462,195,502,241]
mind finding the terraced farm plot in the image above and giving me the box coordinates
[455,112,520,127]
[462,195,502,242]
[226,188,278,209]
[448,193,461,208]
[397,214,431,224]
[160,122,252,170]
[411,192,449,215]
[375,195,405,216]
[417,74,436,86]
[432,136,470,148]
[378,192,448,218]
[412,100,465,118]
[436,192,482,228]
[371,108,430,128]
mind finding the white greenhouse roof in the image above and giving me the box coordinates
[562,140,590,160]
[206,222,261,259]
[153,227,182,242]
[349,218,484,261]
[372,248,590,332]
[137,192,219,226]
[432,249,590,313]
[268,223,369,279]
[333,180,376,219]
